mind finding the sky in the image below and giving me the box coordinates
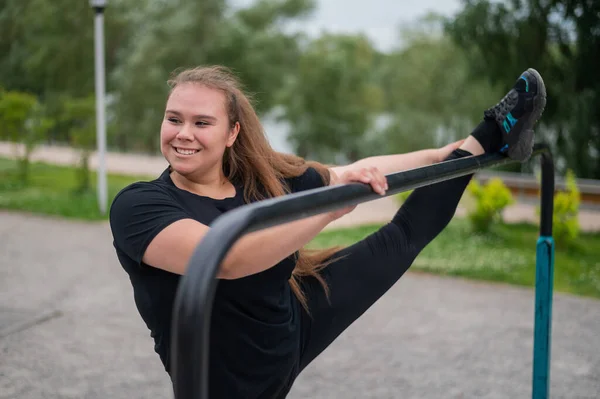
[233,0,462,51]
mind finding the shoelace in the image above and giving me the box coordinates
[484,89,519,120]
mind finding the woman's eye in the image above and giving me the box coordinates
[195,121,208,127]
[167,117,180,123]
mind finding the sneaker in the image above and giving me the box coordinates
[484,68,547,161]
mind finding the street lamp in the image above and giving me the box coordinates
[90,0,107,215]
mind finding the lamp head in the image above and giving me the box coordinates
[89,0,107,8]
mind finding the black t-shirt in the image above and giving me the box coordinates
[109,166,326,398]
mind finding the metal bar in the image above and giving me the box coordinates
[171,144,553,399]
[539,152,555,237]
[532,236,555,399]
[532,151,555,398]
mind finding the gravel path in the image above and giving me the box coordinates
[1,211,599,399]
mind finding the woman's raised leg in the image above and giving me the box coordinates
[297,68,547,371]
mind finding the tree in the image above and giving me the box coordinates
[205,0,316,114]
[0,0,133,97]
[60,96,97,193]
[376,14,502,154]
[446,0,600,178]
[278,33,383,162]
[0,0,317,153]
[0,91,54,183]
[0,0,137,145]
[110,0,313,153]
[109,0,227,152]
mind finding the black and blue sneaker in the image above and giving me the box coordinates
[484,68,547,161]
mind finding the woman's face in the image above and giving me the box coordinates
[160,83,239,178]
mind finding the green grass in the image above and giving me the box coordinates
[311,219,600,299]
[0,157,153,220]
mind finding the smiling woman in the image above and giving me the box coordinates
[108,65,546,398]
[161,84,238,184]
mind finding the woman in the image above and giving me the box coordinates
[109,65,546,398]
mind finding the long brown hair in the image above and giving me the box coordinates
[167,65,340,310]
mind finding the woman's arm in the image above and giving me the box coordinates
[143,212,335,279]
[142,168,382,279]
[330,140,465,178]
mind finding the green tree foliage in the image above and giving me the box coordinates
[0,91,54,183]
[110,0,314,153]
[377,14,502,154]
[208,0,315,113]
[2,0,596,171]
[60,97,97,193]
[0,0,133,97]
[0,0,136,145]
[0,0,316,154]
[446,0,600,178]
[279,34,383,162]
[109,0,227,152]
[0,92,36,143]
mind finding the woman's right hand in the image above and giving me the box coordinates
[327,166,388,221]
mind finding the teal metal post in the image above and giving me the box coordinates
[532,151,555,399]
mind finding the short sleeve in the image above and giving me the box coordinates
[287,167,328,193]
[109,183,191,265]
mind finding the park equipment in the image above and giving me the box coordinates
[171,143,555,399]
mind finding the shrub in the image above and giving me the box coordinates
[551,170,580,247]
[467,177,514,233]
[60,96,96,193]
[0,91,54,184]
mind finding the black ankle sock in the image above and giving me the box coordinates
[470,119,503,153]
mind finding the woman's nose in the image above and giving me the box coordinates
[176,123,193,140]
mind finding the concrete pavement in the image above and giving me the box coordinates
[1,211,599,398]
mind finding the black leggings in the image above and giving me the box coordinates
[297,149,474,371]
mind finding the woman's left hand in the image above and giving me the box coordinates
[327,166,388,221]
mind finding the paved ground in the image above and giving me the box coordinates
[1,142,599,232]
[1,211,599,399]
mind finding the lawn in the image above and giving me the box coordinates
[311,220,600,299]
[0,157,152,220]
[2,157,599,299]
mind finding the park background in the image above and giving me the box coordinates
[1,0,599,398]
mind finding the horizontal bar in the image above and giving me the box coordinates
[171,143,552,399]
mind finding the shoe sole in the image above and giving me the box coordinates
[507,68,547,161]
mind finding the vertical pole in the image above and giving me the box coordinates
[532,151,555,399]
[93,8,107,215]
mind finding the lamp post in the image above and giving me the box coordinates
[90,0,107,214]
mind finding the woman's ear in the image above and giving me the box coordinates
[226,122,240,148]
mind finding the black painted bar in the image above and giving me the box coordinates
[539,151,555,237]
[171,143,553,399]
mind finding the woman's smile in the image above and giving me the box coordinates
[173,146,201,156]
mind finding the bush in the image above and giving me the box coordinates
[60,96,96,193]
[467,177,514,233]
[551,170,580,247]
[0,91,54,184]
